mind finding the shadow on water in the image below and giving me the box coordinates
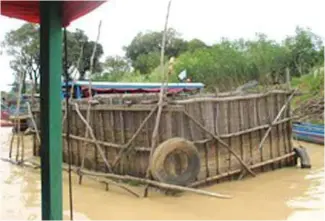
[0,127,324,220]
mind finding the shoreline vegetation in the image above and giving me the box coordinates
[1,24,323,124]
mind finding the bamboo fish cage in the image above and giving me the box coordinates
[31,89,296,188]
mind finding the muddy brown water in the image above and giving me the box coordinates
[0,127,324,220]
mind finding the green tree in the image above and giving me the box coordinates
[186,38,207,52]
[244,33,289,84]
[173,27,323,90]
[124,28,187,74]
[284,26,324,76]
[2,24,105,92]
[64,29,104,79]
[174,40,252,91]
[93,56,131,81]
[2,23,40,93]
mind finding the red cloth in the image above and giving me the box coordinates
[0,1,106,27]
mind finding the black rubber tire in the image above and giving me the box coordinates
[149,137,201,186]
[293,146,312,169]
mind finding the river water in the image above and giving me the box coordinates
[0,127,324,220]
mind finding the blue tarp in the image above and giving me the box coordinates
[61,81,205,90]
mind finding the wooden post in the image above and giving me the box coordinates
[286,68,291,90]
[39,2,63,219]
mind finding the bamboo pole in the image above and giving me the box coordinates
[82,173,140,198]
[258,89,298,150]
[62,39,85,125]
[147,0,173,160]
[255,97,264,171]
[69,41,85,102]
[21,157,140,198]
[238,101,244,161]
[9,134,14,159]
[20,132,25,163]
[73,103,112,172]
[26,102,40,144]
[265,95,274,169]
[19,156,230,199]
[226,101,232,177]
[144,0,173,197]
[79,104,92,184]
[12,68,26,162]
[183,110,256,177]
[169,90,298,104]
[190,152,296,188]
[78,20,102,184]
[78,169,232,199]
[87,20,102,100]
[14,74,23,154]
[112,105,159,168]
[275,94,281,167]
[286,68,291,90]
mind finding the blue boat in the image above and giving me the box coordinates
[292,122,324,144]
[61,81,205,99]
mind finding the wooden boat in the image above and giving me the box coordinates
[292,122,324,144]
[31,89,297,188]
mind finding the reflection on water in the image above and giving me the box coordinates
[0,127,324,220]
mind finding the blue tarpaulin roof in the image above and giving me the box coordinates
[62,81,205,90]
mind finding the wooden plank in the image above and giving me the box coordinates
[73,104,185,112]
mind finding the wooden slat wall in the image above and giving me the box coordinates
[33,92,295,182]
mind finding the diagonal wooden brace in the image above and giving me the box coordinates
[183,110,256,177]
[258,89,298,150]
[112,105,159,169]
[73,103,113,173]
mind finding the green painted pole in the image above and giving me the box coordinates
[39,1,63,220]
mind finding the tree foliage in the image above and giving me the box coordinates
[124,28,189,74]
[3,23,323,94]
[95,26,323,92]
[284,27,324,76]
[3,23,40,93]
[173,27,323,91]
[93,55,131,81]
[2,24,104,92]
[65,29,104,79]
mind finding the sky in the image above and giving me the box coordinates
[0,0,324,91]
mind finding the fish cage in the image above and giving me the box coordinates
[31,90,296,188]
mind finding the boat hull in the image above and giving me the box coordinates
[292,122,324,145]
[0,120,14,127]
